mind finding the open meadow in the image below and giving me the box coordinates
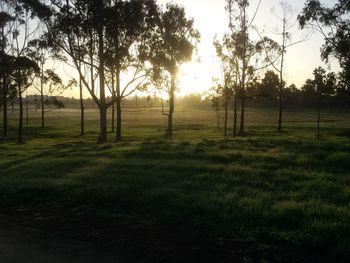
[0,105,350,262]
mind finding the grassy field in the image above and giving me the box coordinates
[0,105,350,262]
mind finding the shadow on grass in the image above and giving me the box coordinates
[1,134,350,262]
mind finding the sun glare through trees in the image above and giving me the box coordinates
[0,0,350,262]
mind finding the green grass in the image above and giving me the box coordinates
[0,106,350,262]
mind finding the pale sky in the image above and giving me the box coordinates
[51,0,340,98]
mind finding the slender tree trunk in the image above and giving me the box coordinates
[116,67,122,142]
[116,96,122,142]
[233,95,238,138]
[26,98,29,125]
[18,71,23,143]
[79,74,84,136]
[239,9,247,136]
[224,89,228,137]
[167,75,175,138]
[97,26,107,144]
[239,90,245,135]
[317,95,321,139]
[111,101,115,132]
[11,100,14,116]
[2,79,7,137]
[40,65,44,128]
[278,32,286,132]
[111,71,115,133]
[278,83,283,132]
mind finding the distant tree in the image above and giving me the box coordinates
[27,39,67,128]
[214,35,239,137]
[225,0,279,135]
[14,56,40,143]
[299,0,350,89]
[264,1,308,132]
[257,70,279,104]
[147,3,200,137]
[302,67,336,138]
[210,87,224,130]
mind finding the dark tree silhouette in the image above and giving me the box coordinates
[104,0,157,142]
[146,3,200,138]
[0,9,15,137]
[299,0,350,89]
[265,1,308,132]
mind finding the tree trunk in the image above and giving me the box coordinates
[111,70,115,133]
[278,20,286,132]
[239,91,245,135]
[26,98,29,125]
[224,89,228,137]
[79,74,84,136]
[40,65,44,129]
[317,96,321,139]
[18,71,23,143]
[97,26,107,144]
[239,8,247,136]
[233,95,238,138]
[116,68,122,142]
[278,84,283,132]
[167,75,175,137]
[2,78,7,137]
[111,101,115,133]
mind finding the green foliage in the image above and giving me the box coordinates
[299,0,350,88]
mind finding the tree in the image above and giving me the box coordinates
[0,10,15,137]
[147,3,200,137]
[214,35,240,137]
[301,67,336,138]
[47,0,157,143]
[256,1,308,132]
[104,0,157,142]
[256,70,279,105]
[299,0,350,89]
[2,0,47,142]
[27,39,66,129]
[14,56,40,143]
[225,0,278,135]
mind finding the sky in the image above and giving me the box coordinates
[55,0,339,98]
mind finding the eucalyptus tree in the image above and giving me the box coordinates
[146,3,200,137]
[13,56,40,142]
[27,38,67,128]
[1,0,49,141]
[47,0,109,143]
[225,0,278,135]
[214,34,240,137]
[260,1,308,132]
[299,0,350,89]
[104,0,157,142]
[311,67,336,139]
[47,0,157,143]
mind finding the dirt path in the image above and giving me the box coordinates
[0,225,128,263]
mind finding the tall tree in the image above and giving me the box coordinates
[226,0,278,135]
[48,0,112,143]
[214,35,240,137]
[0,7,17,137]
[2,0,46,142]
[147,3,200,137]
[299,0,350,89]
[27,38,66,128]
[263,1,308,132]
[104,0,157,142]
